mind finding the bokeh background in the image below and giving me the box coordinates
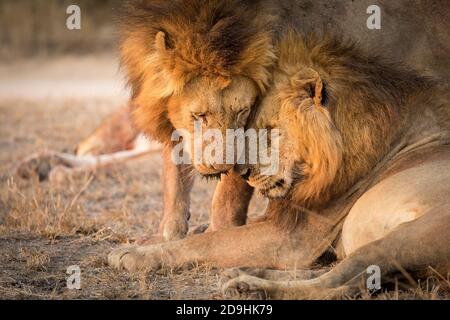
[0,0,117,59]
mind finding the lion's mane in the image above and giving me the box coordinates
[119,0,277,143]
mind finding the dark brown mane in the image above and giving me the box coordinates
[120,0,276,143]
[120,0,275,99]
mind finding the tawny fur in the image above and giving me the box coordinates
[108,32,450,291]
[76,105,138,156]
[120,0,276,144]
[263,31,448,212]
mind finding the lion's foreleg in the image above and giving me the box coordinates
[209,170,254,231]
[158,144,195,241]
[109,220,308,272]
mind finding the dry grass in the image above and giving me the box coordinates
[19,247,51,271]
[0,94,244,300]
[2,176,99,239]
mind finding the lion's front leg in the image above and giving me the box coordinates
[209,170,254,232]
[109,220,308,273]
[108,244,165,272]
[158,144,195,241]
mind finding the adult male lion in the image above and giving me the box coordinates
[84,0,450,245]
[221,32,450,298]
[109,31,450,298]
[17,1,450,246]
[114,0,279,241]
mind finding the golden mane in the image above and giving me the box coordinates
[119,0,276,143]
[270,31,440,216]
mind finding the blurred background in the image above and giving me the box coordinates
[0,0,117,59]
[0,0,126,100]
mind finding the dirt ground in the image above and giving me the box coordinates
[0,56,448,300]
[0,56,270,300]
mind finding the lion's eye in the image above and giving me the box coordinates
[192,112,205,119]
[192,112,208,125]
[237,108,250,124]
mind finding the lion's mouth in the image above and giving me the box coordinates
[258,179,290,199]
[200,172,223,181]
[239,167,291,199]
[195,163,233,179]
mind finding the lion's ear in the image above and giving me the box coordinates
[294,68,325,108]
[312,72,324,108]
[155,31,172,53]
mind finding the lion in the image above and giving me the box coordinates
[16,0,279,241]
[220,32,450,298]
[114,0,286,241]
[16,1,450,247]
[108,31,450,298]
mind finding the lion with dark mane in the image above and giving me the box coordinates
[117,0,278,241]
[109,24,450,297]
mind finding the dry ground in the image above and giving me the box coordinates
[0,57,448,300]
[0,96,246,299]
[0,56,268,299]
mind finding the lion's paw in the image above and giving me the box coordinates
[222,275,270,300]
[220,268,267,288]
[108,245,162,272]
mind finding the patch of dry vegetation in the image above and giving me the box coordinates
[19,247,51,271]
[1,176,99,239]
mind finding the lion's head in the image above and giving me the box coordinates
[120,0,276,175]
[239,65,343,204]
[237,32,421,210]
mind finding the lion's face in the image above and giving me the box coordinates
[237,64,342,204]
[238,114,302,199]
[121,2,275,177]
[167,75,258,176]
[245,152,300,199]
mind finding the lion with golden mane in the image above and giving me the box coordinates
[16,1,450,256]
[109,22,450,297]
[115,0,279,242]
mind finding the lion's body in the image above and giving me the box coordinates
[109,29,450,297]
[342,146,450,256]
[218,33,450,298]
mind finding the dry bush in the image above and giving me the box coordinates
[0,175,99,239]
